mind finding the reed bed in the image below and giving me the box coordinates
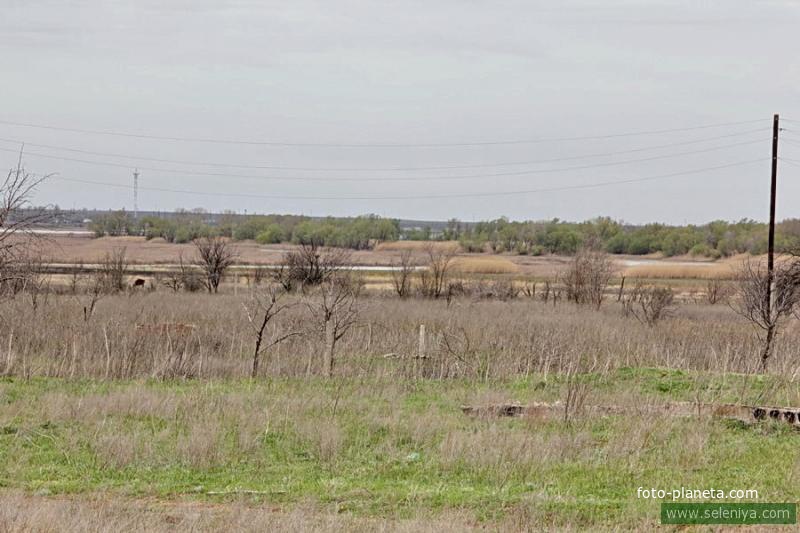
[451,256,520,274]
[373,241,461,253]
[622,263,736,280]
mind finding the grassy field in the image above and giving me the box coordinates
[2,242,797,530]
[2,369,800,530]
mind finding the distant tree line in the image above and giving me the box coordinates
[89,211,400,250]
[455,217,800,258]
[88,211,800,257]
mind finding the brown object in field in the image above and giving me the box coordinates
[135,323,197,336]
[131,278,147,288]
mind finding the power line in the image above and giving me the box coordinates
[0,117,768,147]
[0,138,767,183]
[49,159,766,201]
[0,127,768,171]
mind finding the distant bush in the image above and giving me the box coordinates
[459,238,485,253]
[529,245,545,256]
[689,243,721,259]
[689,243,711,257]
[256,224,286,244]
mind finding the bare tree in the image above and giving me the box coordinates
[194,237,237,293]
[274,242,350,291]
[419,244,457,298]
[100,247,129,293]
[80,270,109,321]
[18,251,50,311]
[69,261,85,295]
[306,273,362,377]
[562,249,616,309]
[705,278,731,305]
[160,253,184,293]
[390,249,415,298]
[731,258,800,371]
[252,266,267,286]
[0,153,51,286]
[243,283,302,378]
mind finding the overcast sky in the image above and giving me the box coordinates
[1,0,798,224]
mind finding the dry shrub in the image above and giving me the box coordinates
[418,244,458,299]
[99,247,129,293]
[623,284,675,326]
[562,249,615,309]
[705,278,732,305]
[274,242,351,291]
[472,279,518,301]
[390,249,416,298]
[160,253,203,292]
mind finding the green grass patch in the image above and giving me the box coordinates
[1,373,799,528]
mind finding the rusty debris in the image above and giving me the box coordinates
[460,402,800,426]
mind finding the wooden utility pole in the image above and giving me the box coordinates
[766,114,779,311]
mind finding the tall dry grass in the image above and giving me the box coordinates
[450,256,519,274]
[622,263,736,280]
[0,492,479,532]
[0,287,796,380]
[374,241,461,253]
